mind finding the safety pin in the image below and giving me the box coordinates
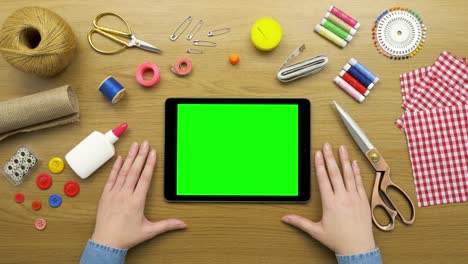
[186,48,203,54]
[186,20,203,40]
[193,40,217,47]
[207,28,231,37]
[170,16,192,41]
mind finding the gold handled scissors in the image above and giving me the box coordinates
[333,101,415,231]
[87,12,161,55]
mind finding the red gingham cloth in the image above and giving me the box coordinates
[396,51,468,207]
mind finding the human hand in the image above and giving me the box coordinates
[282,143,376,255]
[91,141,186,249]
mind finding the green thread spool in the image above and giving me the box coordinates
[324,12,357,35]
[320,19,352,42]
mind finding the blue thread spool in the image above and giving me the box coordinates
[349,58,379,84]
[99,76,127,104]
[343,64,373,89]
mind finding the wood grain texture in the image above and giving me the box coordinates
[0,0,467,263]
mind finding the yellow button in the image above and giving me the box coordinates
[250,17,282,51]
[48,157,65,174]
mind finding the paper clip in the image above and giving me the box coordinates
[170,16,192,41]
[277,44,328,82]
[186,20,203,40]
[186,48,203,54]
[193,40,216,47]
[207,28,231,37]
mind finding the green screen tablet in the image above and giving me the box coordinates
[164,98,310,202]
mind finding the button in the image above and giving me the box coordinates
[48,157,65,174]
[14,192,25,203]
[35,218,47,231]
[36,173,53,190]
[31,200,42,211]
[64,180,80,197]
[48,194,62,208]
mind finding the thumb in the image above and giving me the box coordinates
[282,214,323,241]
[145,219,187,238]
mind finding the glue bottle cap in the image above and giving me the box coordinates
[112,123,128,138]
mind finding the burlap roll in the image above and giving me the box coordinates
[0,85,79,140]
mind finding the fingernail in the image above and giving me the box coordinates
[282,216,291,223]
[339,145,345,153]
[150,149,157,157]
[315,151,322,158]
[131,142,139,151]
[142,141,149,148]
[324,143,331,151]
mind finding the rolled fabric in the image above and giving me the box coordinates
[0,85,79,140]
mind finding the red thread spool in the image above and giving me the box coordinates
[339,70,370,96]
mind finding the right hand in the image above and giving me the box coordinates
[282,143,376,255]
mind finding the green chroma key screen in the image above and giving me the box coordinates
[164,98,311,202]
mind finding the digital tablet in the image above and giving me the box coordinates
[164,98,311,202]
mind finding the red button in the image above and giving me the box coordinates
[36,173,53,190]
[32,200,42,211]
[64,180,80,197]
[35,218,47,231]
[14,192,25,203]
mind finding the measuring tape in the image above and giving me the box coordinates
[277,44,328,82]
[372,7,427,59]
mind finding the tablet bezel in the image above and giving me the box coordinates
[164,98,311,202]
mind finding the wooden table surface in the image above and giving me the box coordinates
[0,0,467,263]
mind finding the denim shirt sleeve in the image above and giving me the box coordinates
[336,248,383,264]
[80,240,128,264]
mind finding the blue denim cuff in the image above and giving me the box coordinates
[80,240,128,264]
[336,248,383,264]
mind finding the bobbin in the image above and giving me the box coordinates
[99,76,127,103]
[171,57,193,76]
[334,76,365,103]
[136,62,160,87]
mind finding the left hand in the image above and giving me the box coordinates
[91,141,186,249]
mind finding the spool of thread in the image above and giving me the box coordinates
[324,12,356,35]
[99,76,127,104]
[320,19,352,42]
[171,57,193,76]
[329,5,360,29]
[0,7,77,78]
[343,64,373,89]
[348,58,379,84]
[339,70,369,96]
[314,24,347,48]
[334,76,365,103]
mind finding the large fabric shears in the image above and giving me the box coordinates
[333,101,415,231]
[87,12,161,55]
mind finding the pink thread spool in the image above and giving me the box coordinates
[329,6,360,29]
[334,76,365,103]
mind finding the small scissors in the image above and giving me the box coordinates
[333,101,415,231]
[87,12,161,55]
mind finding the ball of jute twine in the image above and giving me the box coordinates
[0,7,77,78]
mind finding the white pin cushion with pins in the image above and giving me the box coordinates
[372,7,427,59]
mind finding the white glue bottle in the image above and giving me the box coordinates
[65,123,128,179]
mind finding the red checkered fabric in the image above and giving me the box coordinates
[402,104,468,206]
[395,51,468,207]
